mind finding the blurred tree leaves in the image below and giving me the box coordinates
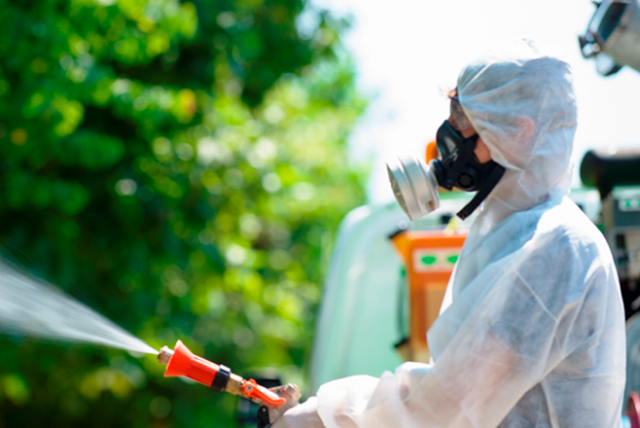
[0,0,367,427]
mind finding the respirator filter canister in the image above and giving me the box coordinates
[386,155,440,221]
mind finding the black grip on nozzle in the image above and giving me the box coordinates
[211,365,231,392]
[257,405,271,428]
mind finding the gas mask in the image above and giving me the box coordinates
[387,116,506,221]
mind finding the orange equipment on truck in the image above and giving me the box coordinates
[390,229,466,362]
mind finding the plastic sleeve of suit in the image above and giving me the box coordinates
[317,364,464,428]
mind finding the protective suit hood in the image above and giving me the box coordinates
[457,39,577,235]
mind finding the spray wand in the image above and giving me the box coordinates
[158,340,301,427]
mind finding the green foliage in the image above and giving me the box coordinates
[0,0,367,426]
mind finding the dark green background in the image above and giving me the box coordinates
[0,0,367,426]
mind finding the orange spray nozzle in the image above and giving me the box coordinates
[157,340,286,407]
[162,340,221,386]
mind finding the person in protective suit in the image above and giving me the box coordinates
[274,39,626,428]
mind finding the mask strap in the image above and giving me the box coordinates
[456,164,506,220]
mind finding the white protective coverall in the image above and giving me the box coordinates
[275,40,627,428]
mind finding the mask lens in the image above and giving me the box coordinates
[439,134,457,159]
[436,121,463,160]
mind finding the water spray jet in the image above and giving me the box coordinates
[0,259,156,354]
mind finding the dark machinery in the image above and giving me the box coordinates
[580,0,640,76]
[581,149,640,427]
[581,148,640,319]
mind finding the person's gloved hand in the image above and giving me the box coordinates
[271,396,325,428]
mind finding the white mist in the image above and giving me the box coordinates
[0,260,157,355]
